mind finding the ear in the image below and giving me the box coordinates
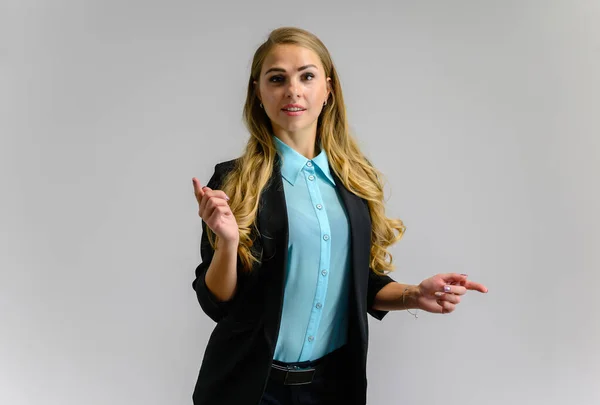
[326,77,333,101]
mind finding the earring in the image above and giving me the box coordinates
[260,103,263,109]
[323,100,327,106]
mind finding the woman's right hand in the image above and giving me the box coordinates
[192,177,239,247]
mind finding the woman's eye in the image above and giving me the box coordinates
[268,73,314,83]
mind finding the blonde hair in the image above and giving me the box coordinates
[207,27,405,275]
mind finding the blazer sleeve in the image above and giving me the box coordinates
[192,161,240,323]
[366,269,395,321]
[361,192,396,321]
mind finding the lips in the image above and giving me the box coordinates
[282,109,305,116]
[281,104,306,111]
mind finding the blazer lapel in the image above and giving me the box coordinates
[256,156,289,346]
[331,170,371,343]
[257,157,288,263]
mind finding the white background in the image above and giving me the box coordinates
[2,1,599,404]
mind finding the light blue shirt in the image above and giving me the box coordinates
[272,135,352,363]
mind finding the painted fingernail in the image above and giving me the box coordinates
[434,292,444,297]
[461,273,468,276]
[224,195,230,201]
[443,285,451,293]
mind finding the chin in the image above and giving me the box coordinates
[275,119,315,134]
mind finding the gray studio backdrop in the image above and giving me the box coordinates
[2,1,599,404]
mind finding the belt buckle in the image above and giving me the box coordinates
[283,365,315,386]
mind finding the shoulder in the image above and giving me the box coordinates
[214,158,240,175]
[206,158,241,189]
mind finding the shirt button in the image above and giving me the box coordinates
[316,204,323,210]
[321,270,328,276]
[316,303,322,309]
[323,234,329,241]
[308,175,315,181]
[306,161,313,167]
[308,336,314,342]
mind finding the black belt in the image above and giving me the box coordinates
[269,362,327,386]
[269,345,348,386]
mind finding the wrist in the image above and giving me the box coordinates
[217,238,239,253]
[403,285,421,310]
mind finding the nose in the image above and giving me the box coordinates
[285,77,301,98]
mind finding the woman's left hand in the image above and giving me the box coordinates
[416,273,488,314]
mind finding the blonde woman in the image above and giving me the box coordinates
[191,27,488,405]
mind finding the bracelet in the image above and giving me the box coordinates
[403,287,418,320]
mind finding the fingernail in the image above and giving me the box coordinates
[225,194,230,201]
[443,285,451,293]
[434,292,444,297]
[202,186,208,190]
[461,273,468,276]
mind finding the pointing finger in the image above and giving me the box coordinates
[465,280,488,293]
[192,178,205,200]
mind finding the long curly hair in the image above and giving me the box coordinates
[207,27,406,275]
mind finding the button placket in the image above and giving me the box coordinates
[298,163,333,362]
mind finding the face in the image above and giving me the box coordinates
[255,44,331,140]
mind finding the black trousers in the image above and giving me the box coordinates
[259,345,353,405]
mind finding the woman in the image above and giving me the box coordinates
[191,27,487,405]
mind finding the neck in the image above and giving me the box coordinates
[273,128,319,159]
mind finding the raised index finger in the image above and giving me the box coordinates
[464,280,488,293]
[192,178,205,201]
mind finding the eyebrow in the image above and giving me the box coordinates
[264,64,318,76]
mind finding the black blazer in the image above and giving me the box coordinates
[192,157,395,405]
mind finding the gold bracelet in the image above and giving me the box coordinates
[403,287,418,320]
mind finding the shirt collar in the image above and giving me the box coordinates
[272,135,336,186]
